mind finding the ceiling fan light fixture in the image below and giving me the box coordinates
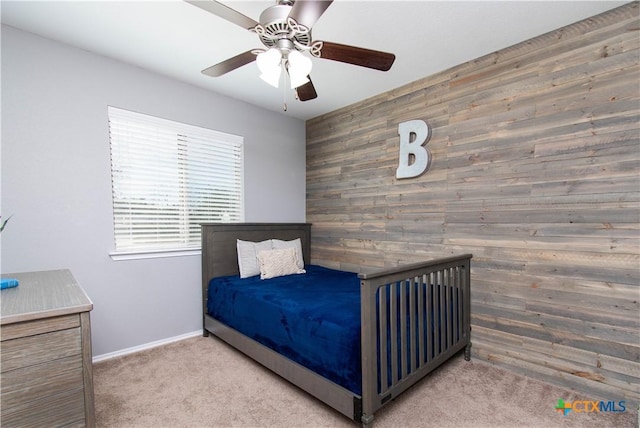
[260,69,281,88]
[289,72,309,89]
[287,50,312,89]
[257,48,282,87]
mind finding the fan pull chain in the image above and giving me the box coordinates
[282,67,288,111]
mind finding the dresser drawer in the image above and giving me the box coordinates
[1,386,85,428]
[1,314,79,341]
[1,328,81,372]
[1,354,84,408]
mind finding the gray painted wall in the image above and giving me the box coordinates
[1,25,306,357]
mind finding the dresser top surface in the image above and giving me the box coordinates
[1,270,93,325]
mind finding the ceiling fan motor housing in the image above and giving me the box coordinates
[258,2,311,51]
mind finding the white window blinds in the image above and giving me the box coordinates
[108,107,244,255]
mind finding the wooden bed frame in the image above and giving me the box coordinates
[201,223,472,426]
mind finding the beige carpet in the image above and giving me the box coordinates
[94,336,636,428]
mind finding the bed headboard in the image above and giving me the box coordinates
[201,223,312,306]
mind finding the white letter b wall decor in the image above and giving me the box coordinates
[395,119,432,179]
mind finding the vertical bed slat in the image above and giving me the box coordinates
[378,287,388,394]
[443,269,449,352]
[409,277,416,374]
[451,267,458,343]
[446,268,453,350]
[389,282,398,386]
[435,271,440,356]
[427,272,434,361]
[417,274,425,366]
[400,280,407,380]
[455,267,461,342]
[438,270,443,354]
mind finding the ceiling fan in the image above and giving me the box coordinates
[186,0,396,103]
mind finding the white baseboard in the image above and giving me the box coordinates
[93,330,202,364]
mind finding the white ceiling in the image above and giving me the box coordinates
[1,1,626,120]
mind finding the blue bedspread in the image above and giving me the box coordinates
[207,265,363,395]
[208,265,460,396]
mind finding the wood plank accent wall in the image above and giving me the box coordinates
[306,3,639,403]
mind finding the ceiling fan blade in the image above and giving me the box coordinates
[296,77,318,101]
[186,0,258,30]
[288,0,333,29]
[202,50,256,77]
[317,41,395,71]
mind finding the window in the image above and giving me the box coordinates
[108,107,243,258]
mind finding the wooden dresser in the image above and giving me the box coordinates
[1,270,95,427]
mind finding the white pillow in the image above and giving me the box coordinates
[257,247,306,280]
[237,239,273,278]
[271,238,305,269]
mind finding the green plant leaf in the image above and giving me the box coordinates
[0,215,12,232]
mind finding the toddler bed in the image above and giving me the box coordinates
[201,223,472,426]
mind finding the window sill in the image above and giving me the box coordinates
[109,248,201,261]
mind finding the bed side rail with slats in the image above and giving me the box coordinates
[358,254,472,425]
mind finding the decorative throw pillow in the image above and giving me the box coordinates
[237,239,273,278]
[271,238,305,269]
[257,247,306,280]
